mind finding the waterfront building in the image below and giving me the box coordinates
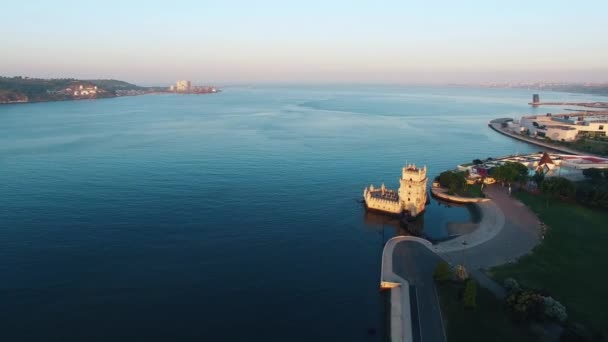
[175,80,191,92]
[69,84,98,97]
[457,152,608,182]
[507,113,608,142]
[363,164,428,217]
[532,94,540,104]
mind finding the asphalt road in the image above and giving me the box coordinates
[392,241,446,342]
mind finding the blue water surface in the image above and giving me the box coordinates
[1,85,603,341]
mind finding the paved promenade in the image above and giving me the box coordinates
[439,185,541,270]
[433,200,504,253]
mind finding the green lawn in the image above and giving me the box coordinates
[490,191,608,335]
[553,138,608,157]
[457,183,485,198]
[437,282,534,342]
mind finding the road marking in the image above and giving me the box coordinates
[433,283,447,342]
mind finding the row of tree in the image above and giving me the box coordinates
[533,167,608,209]
[489,162,529,185]
[437,170,466,194]
[472,162,608,209]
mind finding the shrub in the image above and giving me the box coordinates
[454,264,468,281]
[541,177,576,199]
[463,279,477,309]
[576,179,608,209]
[532,170,545,187]
[433,261,451,282]
[543,297,567,323]
[506,290,544,321]
[491,162,529,184]
[438,171,466,195]
[582,168,604,182]
[503,278,521,293]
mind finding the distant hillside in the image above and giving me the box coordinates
[0,76,151,104]
[84,79,146,91]
[547,84,608,97]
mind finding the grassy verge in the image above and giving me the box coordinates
[551,137,608,156]
[437,282,534,342]
[457,183,485,198]
[490,191,608,335]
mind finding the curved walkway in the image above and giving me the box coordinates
[438,185,541,269]
[432,200,504,253]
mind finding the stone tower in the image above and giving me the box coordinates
[398,164,428,217]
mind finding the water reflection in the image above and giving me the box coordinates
[362,196,480,243]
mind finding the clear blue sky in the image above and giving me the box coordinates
[1,0,607,85]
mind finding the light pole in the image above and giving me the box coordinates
[462,240,468,268]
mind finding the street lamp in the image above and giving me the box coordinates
[462,240,468,267]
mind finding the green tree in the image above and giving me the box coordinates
[582,168,604,182]
[576,181,608,209]
[433,261,451,282]
[541,177,575,199]
[491,162,529,185]
[532,170,545,188]
[463,279,477,309]
[438,171,466,194]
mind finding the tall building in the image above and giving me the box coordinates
[532,94,540,104]
[175,80,191,92]
[398,164,428,217]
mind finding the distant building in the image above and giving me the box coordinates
[169,85,175,92]
[70,84,98,97]
[532,94,540,104]
[175,80,191,92]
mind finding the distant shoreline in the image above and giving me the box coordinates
[0,93,141,106]
[0,91,220,106]
[0,76,220,106]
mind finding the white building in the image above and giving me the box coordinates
[175,80,191,92]
[518,114,608,142]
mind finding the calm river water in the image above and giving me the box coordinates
[1,85,603,341]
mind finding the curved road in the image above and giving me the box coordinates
[393,240,446,342]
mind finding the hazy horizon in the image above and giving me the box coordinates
[2,0,607,85]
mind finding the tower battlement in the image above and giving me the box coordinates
[402,164,427,183]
